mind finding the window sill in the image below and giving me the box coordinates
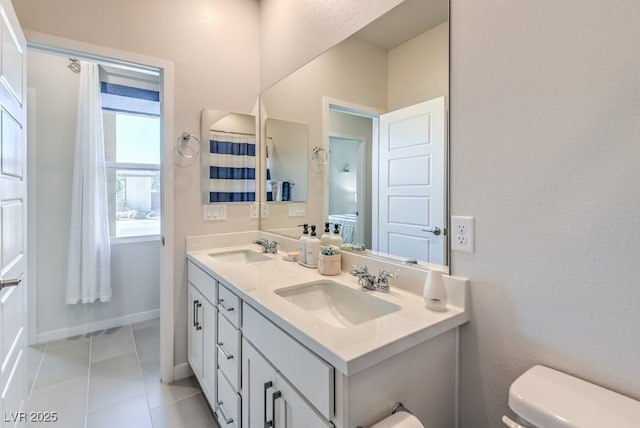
[110,235,161,245]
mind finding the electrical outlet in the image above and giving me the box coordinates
[260,203,269,218]
[451,215,474,253]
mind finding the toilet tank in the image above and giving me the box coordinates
[507,365,640,428]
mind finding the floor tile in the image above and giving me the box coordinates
[91,326,135,363]
[150,393,217,428]
[88,352,146,413]
[44,334,91,350]
[87,393,152,428]
[27,344,46,394]
[133,324,160,362]
[33,341,90,390]
[27,377,87,428]
[132,317,160,331]
[141,357,201,409]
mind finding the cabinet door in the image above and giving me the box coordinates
[273,373,331,428]
[201,299,217,405]
[242,339,276,428]
[187,284,203,379]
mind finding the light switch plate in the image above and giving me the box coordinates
[451,215,474,253]
[288,203,306,217]
[249,203,259,219]
[203,204,227,221]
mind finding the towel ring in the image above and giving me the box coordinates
[311,146,328,165]
[176,132,200,159]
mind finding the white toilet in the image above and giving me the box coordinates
[503,365,640,427]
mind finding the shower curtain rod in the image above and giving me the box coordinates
[211,129,255,137]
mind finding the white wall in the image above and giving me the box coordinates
[259,0,403,89]
[16,0,260,365]
[450,1,640,426]
[27,51,160,340]
[388,21,448,110]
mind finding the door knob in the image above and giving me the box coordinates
[422,227,442,236]
[0,274,24,289]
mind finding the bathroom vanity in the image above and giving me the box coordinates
[186,237,468,428]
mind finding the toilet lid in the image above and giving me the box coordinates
[509,365,640,428]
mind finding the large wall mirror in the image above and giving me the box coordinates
[260,0,450,270]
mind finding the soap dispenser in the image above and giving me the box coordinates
[423,268,448,312]
[305,225,321,267]
[329,223,343,248]
[320,222,332,246]
[297,224,310,265]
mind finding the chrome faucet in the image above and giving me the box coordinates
[252,239,278,254]
[350,265,399,292]
[350,265,377,291]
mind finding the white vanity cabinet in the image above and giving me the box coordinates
[242,339,331,428]
[242,303,333,427]
[187,257,462,428]
[187,263,217,406]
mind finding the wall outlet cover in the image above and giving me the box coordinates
[451,215,474,253]
[260,203,269,218]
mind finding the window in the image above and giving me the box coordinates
[102,81,161,238]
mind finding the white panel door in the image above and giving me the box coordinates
[0,0,27,426]
[376,97,445,264]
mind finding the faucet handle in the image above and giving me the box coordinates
[378,269,398,280]
[350,264,369,276]
[376,270,398,292]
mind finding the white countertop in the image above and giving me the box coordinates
[187,245,469,375]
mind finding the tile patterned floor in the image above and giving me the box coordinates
[27,319,218,428]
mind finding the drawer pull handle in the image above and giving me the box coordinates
[193,300,203,330]
[216,342,234,360]
[272,390,282,428]
[195,301,203,330]
[218,298,235,312]
[216,401,234,424]
[264,381,273,428]
[192,300,198,327]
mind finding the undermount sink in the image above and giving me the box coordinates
[208,249,271,264]
[275,280,401,329]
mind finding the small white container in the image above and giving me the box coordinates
[423,268,448,312]
[318,254,341,276]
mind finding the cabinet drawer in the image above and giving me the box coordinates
[218,313,240,391]
[218,283,241,326]
[243,303,334,419]
[188,262,217,303]
[217,369,240,428]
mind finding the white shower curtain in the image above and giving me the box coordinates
[66,61,112,304]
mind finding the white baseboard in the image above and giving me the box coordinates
[36,309,160,344]
[173,362,194,381]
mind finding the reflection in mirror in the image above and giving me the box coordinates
[259,0,449,270]
[200,110,256,203]
[265,118,308,202]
